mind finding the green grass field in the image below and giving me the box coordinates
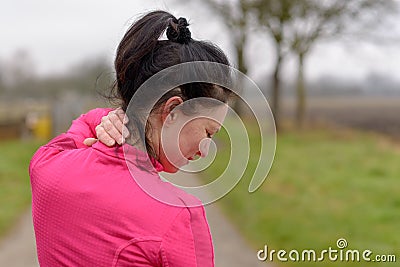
[0,140,43,237]
[204,121,400,266]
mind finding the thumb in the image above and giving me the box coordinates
[83,138,98,146]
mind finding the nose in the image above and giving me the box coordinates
[199,138,211,158]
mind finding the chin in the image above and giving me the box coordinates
[160,161,179,173]
[163,167,179,174]
[161,159,189,173]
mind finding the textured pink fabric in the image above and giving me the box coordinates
[29,108,214,266]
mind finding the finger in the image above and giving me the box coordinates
[99,114,122,144]
[122,125,130,138]
[104,114,126,145]
[110,111,130,138]
[109,112,124,134]
[83,138,98,146]
[115,108,129,124]
[96,125,117,146]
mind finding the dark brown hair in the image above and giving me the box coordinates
[110,10,233,159]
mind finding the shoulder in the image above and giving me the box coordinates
[29,134,76,176]
[80,107,114,119]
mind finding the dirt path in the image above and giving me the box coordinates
[0,209,38,267]
[205,198,267,266]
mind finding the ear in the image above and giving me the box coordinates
[161,96,183,124]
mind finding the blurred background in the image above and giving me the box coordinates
[0,0,399,266]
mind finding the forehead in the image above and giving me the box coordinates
[186,117,220,134]
[200,105,228,126]
[193,105,228,128]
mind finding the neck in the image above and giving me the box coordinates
[145,114,162,161]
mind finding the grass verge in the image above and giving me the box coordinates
[0,139,43,237]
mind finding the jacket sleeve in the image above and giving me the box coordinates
[66,108,114,148]
[160,207,214,267]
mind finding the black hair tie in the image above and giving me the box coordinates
[167,17,191,44]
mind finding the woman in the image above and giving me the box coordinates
[29,10,232,266]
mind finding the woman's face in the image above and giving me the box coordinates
[159,104,228,173]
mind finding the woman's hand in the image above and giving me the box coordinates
[83,108,130,147]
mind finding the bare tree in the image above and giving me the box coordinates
[253,0,398,128]
[287,0,398,127]
[188,0,398,129]
[188,0,255,115]
[2,49,36,88]
[199,0,253,75]
[197,0,295,127]
[252,0,298,129]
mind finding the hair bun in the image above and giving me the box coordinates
[167,17,191,44]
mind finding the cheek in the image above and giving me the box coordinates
[178,125,202,155]
[160,125,188,168]
[160,124,182,164]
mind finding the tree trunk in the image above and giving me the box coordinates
[232,36,247,116]
[236,40,247,75]
[271,49,283,130]
[296,53,306,128]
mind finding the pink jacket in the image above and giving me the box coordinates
[29,108,214,266]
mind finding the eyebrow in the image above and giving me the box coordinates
[210,121,222,133]
[212,126,221,134]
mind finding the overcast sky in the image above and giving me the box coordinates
[1,0,400,83]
